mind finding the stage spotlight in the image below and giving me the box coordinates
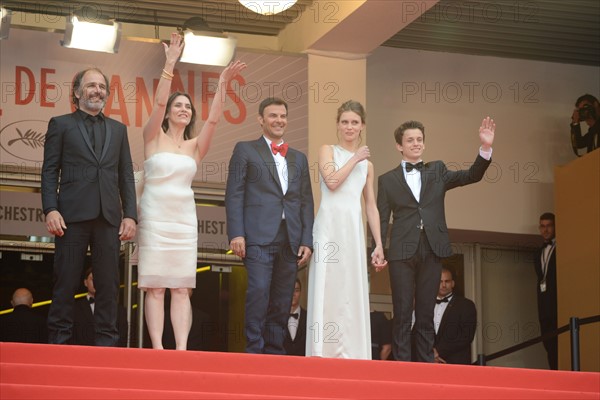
[179,30,237,67]
[238,0,297,15]
[0,7,11,40]
[61,15,121,53]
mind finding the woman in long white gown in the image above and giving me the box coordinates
[138,32,245,350]
[306,100,387,359]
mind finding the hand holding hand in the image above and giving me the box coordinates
[479,116,495,150]
[163,32,184,64]
[45,210,66,237]
[354,146,370,163]
[119,217,137,241]
[371,246,388,272]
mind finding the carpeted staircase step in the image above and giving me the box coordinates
[1,343,599,399]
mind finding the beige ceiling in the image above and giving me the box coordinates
[3,0,599,66]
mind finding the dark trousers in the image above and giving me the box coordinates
[244,221,297,354]
[47,217,120,346]
[389,231,442,362]
[540,317,558,370]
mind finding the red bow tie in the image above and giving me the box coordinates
[271,142,288,157]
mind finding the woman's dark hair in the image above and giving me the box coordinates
[161,92,197,140]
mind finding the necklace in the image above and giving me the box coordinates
[166,132,183,148]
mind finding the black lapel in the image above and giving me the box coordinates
[253,137,283,191]
[285,149,297,185]
[75,112,96,157]
[100,118,112,162]
[392,164,418,203]
[419,161,430,200]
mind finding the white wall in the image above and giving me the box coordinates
[479,246,547,369]
[367,46,600,235]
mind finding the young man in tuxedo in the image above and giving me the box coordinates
[377,117,495,362]
[42,68,137,346]
[534,212,558,369]
[433,267,477,365]
[73,268,128,347]
[225,97,314,354]
[284,279,307,356]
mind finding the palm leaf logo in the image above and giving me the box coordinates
[7,128,46,149]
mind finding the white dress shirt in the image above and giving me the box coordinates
[288,305,300,340]
[434,293,453,334]
[263,136,288,195]
[540,238,556,289]
[263,136,288,219]
[401,160,422,202]
[86,294,95,314]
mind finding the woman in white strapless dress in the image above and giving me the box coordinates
[306,100,387,359]
[138,32,246,350]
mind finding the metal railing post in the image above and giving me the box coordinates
[123,242,133,348]
[477,354,486,366]
[569,317,580,371]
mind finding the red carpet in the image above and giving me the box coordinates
[1,342,599,399]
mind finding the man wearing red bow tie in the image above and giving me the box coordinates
[225,97,314,354]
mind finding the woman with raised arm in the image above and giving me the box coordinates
[138,32,246,350]
[306,100,387,359]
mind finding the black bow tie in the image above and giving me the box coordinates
[405,161,424,172]
[88,297,95,304]
[290,312,299,319]
[543,241,554,248]
[436,295,452,304]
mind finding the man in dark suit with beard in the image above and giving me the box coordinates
[534,212,558,370]
[433,267,476,365]
[42,67,137,346]
[225,97,314,354]
[377,117,495,362]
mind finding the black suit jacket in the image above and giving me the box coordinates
[378,155,491,260]
[283,307,307,356]
[41,111,137,226]
[0,305,47,344]
[225,137,314,251]
[435,295,477,365]
[73,297,128,347]
[534,244,557,324]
